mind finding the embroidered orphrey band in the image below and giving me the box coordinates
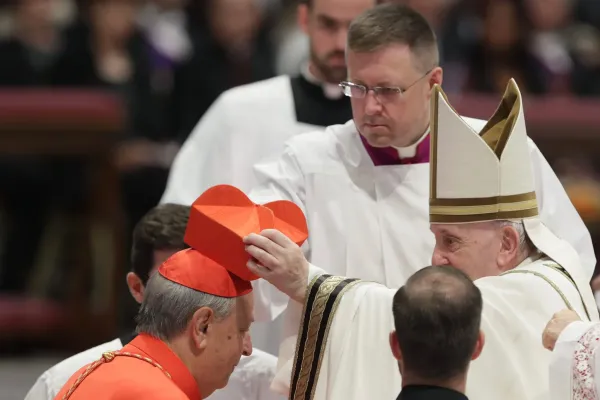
[61,351,171,400]
[501,262,592,321]
[289,274,361,400]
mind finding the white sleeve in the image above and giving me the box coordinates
[160,95,234,205]
[24,373,53,400]
[550,321,600,400]
[249,146,310,323]
[249,144,307,214]
[272,265,401,400]
[529,140,596,279]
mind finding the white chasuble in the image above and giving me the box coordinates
[273,256,597,400]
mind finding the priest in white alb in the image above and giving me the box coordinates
[246,4,596,355]
[160,0,376,205]
[243,79,600,400]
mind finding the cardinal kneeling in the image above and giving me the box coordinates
[54,184,309,400]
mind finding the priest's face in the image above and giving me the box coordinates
[430,222,506,280]
[298,0,375,83]
[347,44,442,148]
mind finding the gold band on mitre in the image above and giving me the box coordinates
[429,192,539,223]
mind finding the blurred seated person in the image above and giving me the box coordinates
[52,0,180,236]
[0,0,66,293]
[137,0,192,143]
[524,0,600,96]
[464,0,545,95]
[172,0,276,139]
[0,0,62,85]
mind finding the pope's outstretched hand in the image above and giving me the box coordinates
[244,229,309,303]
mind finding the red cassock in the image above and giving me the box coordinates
[54,334,201,400]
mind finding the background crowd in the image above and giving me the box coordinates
[0,0,599,397]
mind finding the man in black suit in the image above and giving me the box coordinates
[390,266,484,399]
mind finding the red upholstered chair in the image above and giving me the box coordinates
[0,90,126,350]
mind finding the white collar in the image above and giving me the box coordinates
[301,63,344,100]
[393,127,430,158]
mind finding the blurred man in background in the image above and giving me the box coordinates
[0,0,65,294]
[160,0,377,204]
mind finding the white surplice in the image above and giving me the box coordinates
[550,320,600,400]
[160,75,342,205]
[248,119,596,355]
[272,254,598,400]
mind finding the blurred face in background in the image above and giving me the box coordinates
[400,0,451,29]
[298,0,375,83]
[484,0,521,51]
[208,0,262,50]
[16,0,56,30]
[152,0,187,11]
[525,0,571,31]
[90,0,139,43]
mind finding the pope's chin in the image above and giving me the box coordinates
[361,124,393,147]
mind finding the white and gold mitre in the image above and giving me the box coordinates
[429,79,538,224]
[428,80,598,315]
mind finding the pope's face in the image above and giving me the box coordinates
[347,44,440,148]
[430,222,504,280]
[299,0,375,83]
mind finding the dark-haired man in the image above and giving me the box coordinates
[26,204,282,400]
[391,266,484,399]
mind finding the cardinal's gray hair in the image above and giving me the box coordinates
[136,273,235,341]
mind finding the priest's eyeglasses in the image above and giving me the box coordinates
[339,70,432,103]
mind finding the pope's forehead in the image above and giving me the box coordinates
[431,222,496,235]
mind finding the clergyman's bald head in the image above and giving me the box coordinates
[392,266,483,381]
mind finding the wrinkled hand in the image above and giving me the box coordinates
[244,229,308,303]
[542,309,581,351]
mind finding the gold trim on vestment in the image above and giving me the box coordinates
[61,351,171,400]
[429,85,439,200]
[289,274,361,400]
[544,263,593,321]
[501,262,591,321]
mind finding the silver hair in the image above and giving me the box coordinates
[494,220,535,257]
[135,273,235,341]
